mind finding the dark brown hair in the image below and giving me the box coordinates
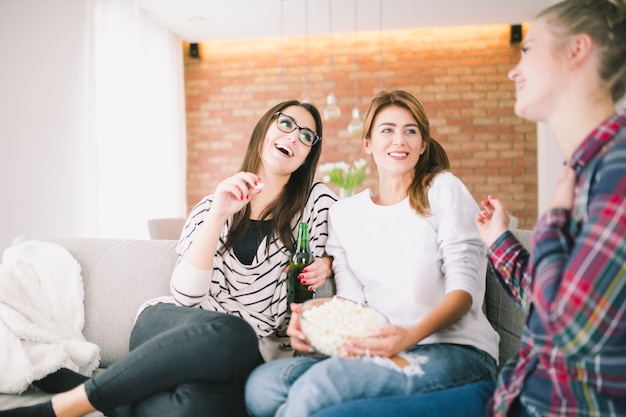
[223,100,323,252]
[361,90,450,216]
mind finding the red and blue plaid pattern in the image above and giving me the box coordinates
[487,113,626,416]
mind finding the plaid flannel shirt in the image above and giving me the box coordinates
[487,112,626,417]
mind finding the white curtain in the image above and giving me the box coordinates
[89,0,187,239]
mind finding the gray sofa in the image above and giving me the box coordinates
[0,230,530,414]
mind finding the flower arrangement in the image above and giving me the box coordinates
[318,158,369,198]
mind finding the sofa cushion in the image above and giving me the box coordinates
[485,228,530,368]
[484,266,525,368]
[13,236,178,368]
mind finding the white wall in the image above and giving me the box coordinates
[537,123,565,217]
[0,0,93,251]
[0,0,188,252]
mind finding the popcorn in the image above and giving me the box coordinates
[254,181,265,190]
[300,297,387,356]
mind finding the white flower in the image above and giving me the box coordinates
[354,158,367,169]
[336,161,350,172]
[318,163,335,173]
[317,159,369,198]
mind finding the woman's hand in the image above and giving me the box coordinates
[298,256,333,292]
[210,172,263,219]
[340,324,412,359]
[286,303,315,353]
[550,166,576,211]
[475,195,510,247]
[182,172,262,269]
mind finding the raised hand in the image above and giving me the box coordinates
[210,172,263,219]
[475,195,510,247]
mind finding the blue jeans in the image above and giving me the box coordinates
[84,303,262,417]
[245,343,497,417]
[312,380,496,417]
[312,384,541,417]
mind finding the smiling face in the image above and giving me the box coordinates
[259,105,316,176]
[363,104,425,180]
[508,18,567,122]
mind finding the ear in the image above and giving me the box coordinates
[565,33,593,69]
[362,136,372,155]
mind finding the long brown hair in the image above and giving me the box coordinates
[362,90,450,216]
[223,100,323,252]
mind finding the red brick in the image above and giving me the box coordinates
[183,23,537,227]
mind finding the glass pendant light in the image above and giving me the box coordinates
[348,108,363,137]
[346,0,362,138]
[323,0,340,121]
[324,93,340,121]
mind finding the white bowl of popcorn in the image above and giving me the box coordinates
[300,297,389,357]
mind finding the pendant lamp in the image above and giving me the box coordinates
[323,0,341,121]
[347,0,363,137]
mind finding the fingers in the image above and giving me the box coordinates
[475,211,490,225]
[286,304,315,353]
[340,325,397,358]
[290,335,314,353]
[474,194,512,247]
[216,172,262,201]
[298,258,331,291]
[479,195,500,213]
[342,338,383,358]
[289,302,302,315]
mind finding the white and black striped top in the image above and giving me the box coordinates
[171,181,336,341]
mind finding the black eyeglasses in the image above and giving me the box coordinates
[274,112,321,147]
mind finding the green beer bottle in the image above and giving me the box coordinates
[287,222,315,307]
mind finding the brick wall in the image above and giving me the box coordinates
[184,23,537,229]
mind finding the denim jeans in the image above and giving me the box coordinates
[312,380,496,417]
[311,386,539,417]
[84,303,262,417]
[245,343,497,417]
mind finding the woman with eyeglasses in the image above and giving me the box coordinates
[245,90,500,417]
[0,101,337,417]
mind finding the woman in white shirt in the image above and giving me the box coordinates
[245,90,499,417]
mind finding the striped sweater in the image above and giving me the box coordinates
[170,181,336,359]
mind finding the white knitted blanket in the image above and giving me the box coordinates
[0,240,100,394]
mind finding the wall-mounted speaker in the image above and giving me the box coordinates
[190,43,200,59]
[510,24,523,45]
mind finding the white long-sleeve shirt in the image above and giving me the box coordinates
[325,172,499,361]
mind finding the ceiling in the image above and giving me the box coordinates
[134,0,550,43]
